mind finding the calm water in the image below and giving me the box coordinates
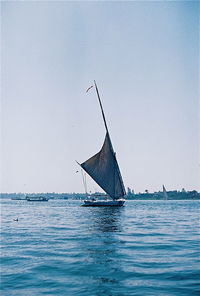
[1,199,199,296]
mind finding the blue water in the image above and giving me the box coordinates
[1,199,199,296]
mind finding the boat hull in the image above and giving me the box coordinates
[26,199,48,202]
[26,197,49,202]
[82,199,125,207]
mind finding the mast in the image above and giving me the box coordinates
[94,81,126,197]
[94,80,109,134]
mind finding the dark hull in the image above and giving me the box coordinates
[82,199,125,207]
[26,199,48,202]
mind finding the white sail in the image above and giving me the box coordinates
[163,185,168,200]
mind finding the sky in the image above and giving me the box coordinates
[1,0,199,193]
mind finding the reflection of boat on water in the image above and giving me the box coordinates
[80,206,123,289]
[77,81,126,207]
[26,196,49,202]
[88,206,124,233]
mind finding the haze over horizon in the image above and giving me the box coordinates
[1,1,199,194]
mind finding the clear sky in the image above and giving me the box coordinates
[1,1,199,193]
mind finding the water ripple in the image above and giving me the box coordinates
[1,199,199,296]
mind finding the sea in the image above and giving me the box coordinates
[1,199,199,296]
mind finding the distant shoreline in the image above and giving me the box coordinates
[1,190,200,200]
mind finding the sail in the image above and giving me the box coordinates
[81,132,126,199]
[163,185,168,200]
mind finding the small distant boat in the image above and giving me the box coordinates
[77,81,126,207]
[163,185,168,200]
[11,194,26,200]
[26,196,49,202]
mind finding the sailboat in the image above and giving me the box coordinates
[78,81,126,207]
[162,185,168,200]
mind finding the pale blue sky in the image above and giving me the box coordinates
[1,1,199,193]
